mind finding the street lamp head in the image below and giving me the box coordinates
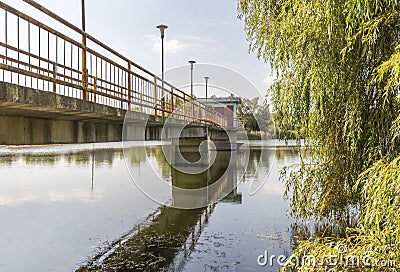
[188,60,196,65]
[156,24,168,38]
[204,76,210,81]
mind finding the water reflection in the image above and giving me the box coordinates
[77,206,212,271]
[78,147,242,271]
[0,142,303,271]
[0,148,122,166]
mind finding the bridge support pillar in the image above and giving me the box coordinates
[123,122,146,141]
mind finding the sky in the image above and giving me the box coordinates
[2,0,274,99]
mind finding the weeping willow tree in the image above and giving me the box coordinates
[286,154,400,271]
[238,0,400,270]
[238,0,400,217]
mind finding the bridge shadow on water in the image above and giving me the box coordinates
[77,206,209,272]
[76,149,241,272]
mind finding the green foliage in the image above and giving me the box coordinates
[237,97,274,133]
[239,0,400,270]
[256,99,274,132]
[238,0,400,218]
[358,156,400,238]
[282,155,400,271]
[237,97,260,132]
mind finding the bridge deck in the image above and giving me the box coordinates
[0,1,227,129]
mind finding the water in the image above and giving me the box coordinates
[0,141,300,271]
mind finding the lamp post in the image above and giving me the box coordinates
[81,0,88,100]
[156,24,168,83]
[204,76,209,121]
[204,76,210,140]
[81,0,86,32]
[188,60,196,97]
[204,76,209,105]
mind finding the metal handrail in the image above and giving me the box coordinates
[0,1,227,128]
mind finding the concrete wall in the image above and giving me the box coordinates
[0,115,123,145]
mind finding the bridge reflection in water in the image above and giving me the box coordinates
[0,143,297,271]
[77,149,241,272]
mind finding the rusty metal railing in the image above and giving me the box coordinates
[0,1,227,128]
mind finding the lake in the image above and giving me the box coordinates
[0,141,300,271]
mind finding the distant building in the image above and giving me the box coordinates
[197,97,242,129]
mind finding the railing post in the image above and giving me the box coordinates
[127,62,131,110]
[52,63,57,93]
[140,91,143,112]
[81,61,88,100]
[182,94,186,120]
[161,86,165,118]
[170,86,174,113]
[93,77,97,104]
[139,79,143,113]
[161,96,165,118]
[154,76,157,116]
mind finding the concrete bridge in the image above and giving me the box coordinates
[0,82,234,145]
[0,1,239,146]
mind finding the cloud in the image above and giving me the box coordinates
[145,34,158,41]
[146,34,202,54]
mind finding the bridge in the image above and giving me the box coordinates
[0,1,236,145]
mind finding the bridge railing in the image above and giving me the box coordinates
[0,1,227,128]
